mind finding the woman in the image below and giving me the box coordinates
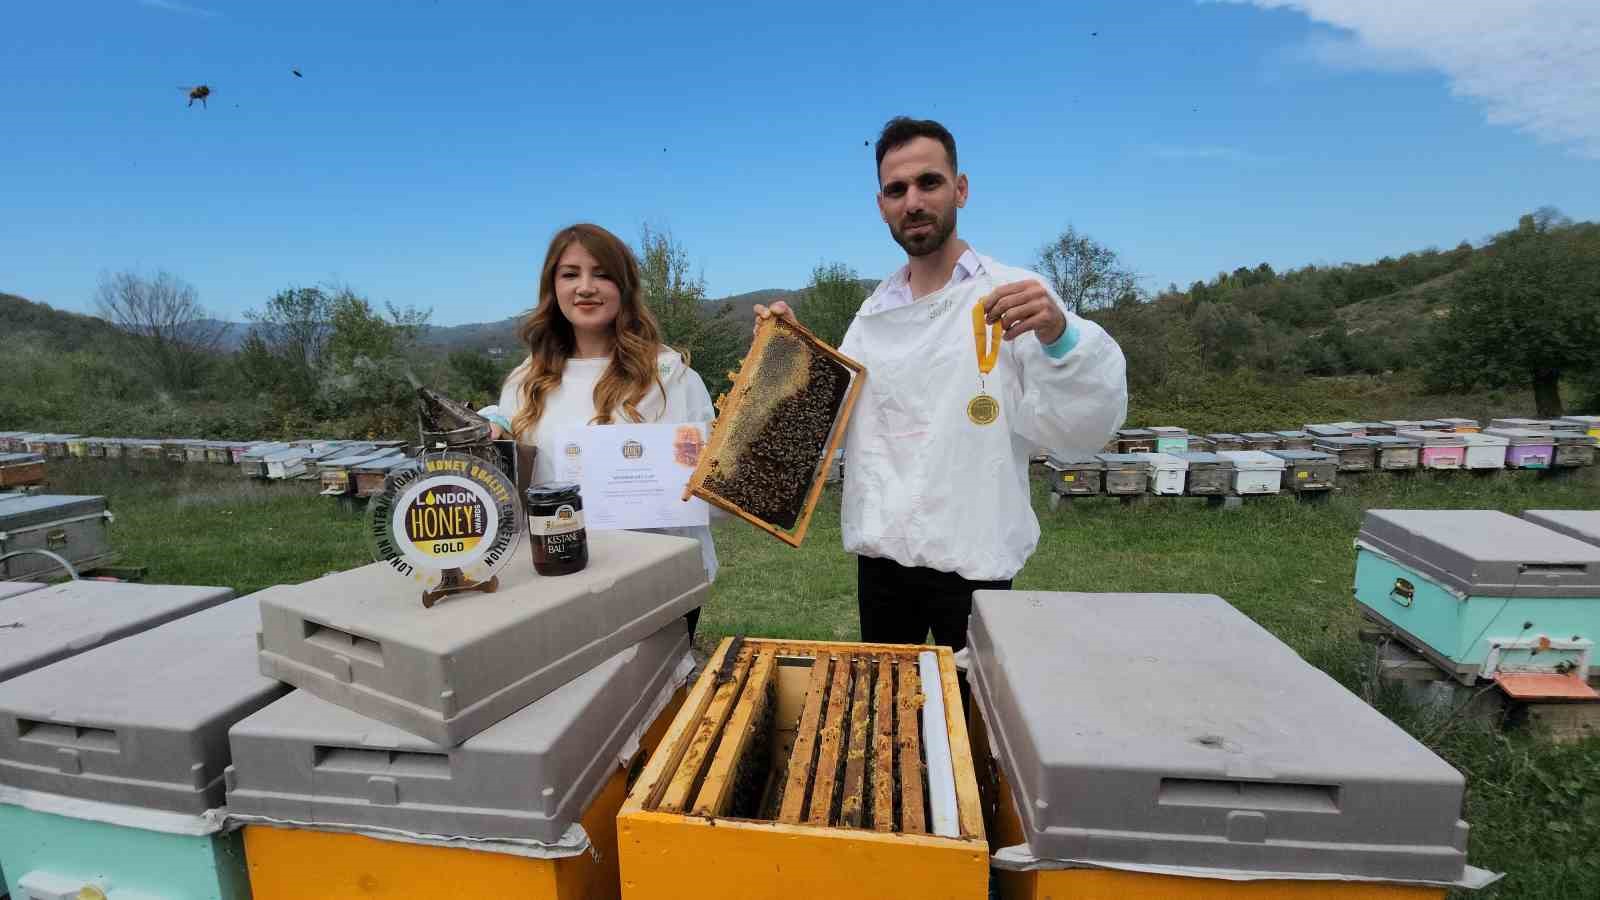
[486,223,718,630]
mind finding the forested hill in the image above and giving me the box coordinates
[1100,238,1486,379]
[1,292,130,351]
[3,222,1580,379]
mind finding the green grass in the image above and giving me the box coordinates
[35,458,1600,899]
[43,460,369,595]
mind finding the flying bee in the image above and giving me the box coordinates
[181,85,211,108]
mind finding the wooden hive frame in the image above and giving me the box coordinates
[618,637,988,899]
[682,316,865,548]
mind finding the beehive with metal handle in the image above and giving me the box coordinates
[1551,431,1597,467]
[0,452,47,489]
[1043,454,1103,496]
[0,494,114,579]
[1312,436,1378,472]
[1171,451,1232,496]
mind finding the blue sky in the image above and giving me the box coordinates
[4,0,1597,325]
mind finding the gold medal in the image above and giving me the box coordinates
[969,300,1003,426]
[967,393,1000,425]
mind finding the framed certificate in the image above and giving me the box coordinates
[551,423,711,531]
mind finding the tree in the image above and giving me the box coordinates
[1421,212,1600,415]
[325,287,430,369]
[245,286,335,401]
[797,261,867,348]
[449,349,507,407]
[95,270,225,390]
[1034,226,1141,315]
[1190,303,1261,372]
[637,225,743,398]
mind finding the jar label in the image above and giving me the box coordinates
[530,504,587,569]
[530,504,583,536]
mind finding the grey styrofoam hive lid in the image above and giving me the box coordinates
[1358,509,1600,598]
[1,581,234,682]
[1521,510,1600,549]
[227,620,689,843]
[1398,430,1465,446]
[256,529,708,746]
[1171,451,1228,467]
[0,582,45,602]
[0,597,288,814]
[1267,450,1334,463]
[1483,427,1553,444]
[354,455,415,474]
[0,495,107,531]
[1215,450,1284,470]
[1094,453,1152,468]
[1369,435,1420,448]
[967,591,1470,883]
[1043,454,1102,469]
[1313,436,1376,448]
[240,442,289,460]
[1304,425,1350,437]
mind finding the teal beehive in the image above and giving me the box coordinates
[0,598,288,899]
[1354,510,1600,685]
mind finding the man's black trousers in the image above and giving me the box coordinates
[856,554,1012,650]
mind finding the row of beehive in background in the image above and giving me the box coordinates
[7,414,1597,504]
[1043,415,1599,501]
[0,432,418,498]
[0,529,712,900]
[1,539,1505,897]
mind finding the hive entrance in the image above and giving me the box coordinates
[685,317,863,547]
[643,646,938,834]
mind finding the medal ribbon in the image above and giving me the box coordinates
[972,301,1001,377]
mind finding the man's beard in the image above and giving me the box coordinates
[889,207,957,257]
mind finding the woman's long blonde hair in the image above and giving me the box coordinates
[510,224,667,439]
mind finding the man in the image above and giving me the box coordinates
[758,117,1127,650]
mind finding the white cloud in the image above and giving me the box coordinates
[1218,0,1600,157]
[138,0,221,18]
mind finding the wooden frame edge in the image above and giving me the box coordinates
[624,637,738,814]
[617,808,984,850]
[938,649,986,841]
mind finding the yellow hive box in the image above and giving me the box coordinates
[967,703,1443,900]
[242,690,683,900]
[619,638,989,900]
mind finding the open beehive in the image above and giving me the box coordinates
[683,316,863,547]
[619,638,987,899]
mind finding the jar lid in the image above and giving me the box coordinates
[526,482,581,504]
